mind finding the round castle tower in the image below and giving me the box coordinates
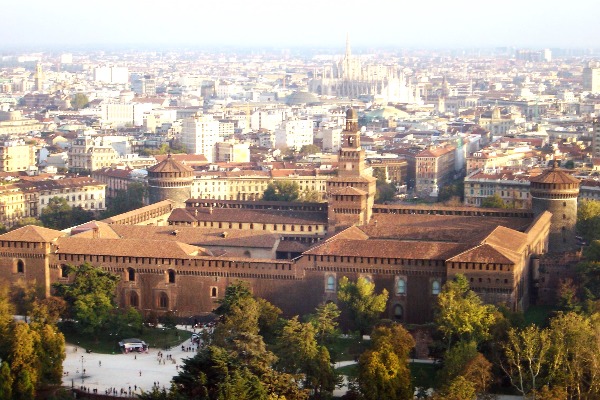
[530,162,580,253]
[147,154,194,207]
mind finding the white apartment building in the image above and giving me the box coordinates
[321,127,342,152]
[36,177,107,213]
[583,64,600,93]
[275,118,313,151]
[181,114,221,162]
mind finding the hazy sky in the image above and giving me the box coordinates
[3,0,600,50]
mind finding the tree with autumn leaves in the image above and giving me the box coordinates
[0,285,65,400]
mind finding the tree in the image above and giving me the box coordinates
[299,188,321,202]
[500,325,551,398]
[437,340,479,388]
[337,276,388,335]
[547,312,600,399]
[299,144,320,156]
[9,322,40,400]
[375,181,397,204]
[275,316,336,398]
[577,199,600,242]
[70,93,89,110]
[438,179,464,203]
[40,197,94,230]
[10,218,43,230]
[53,263,120,338]
[103,182,147,217]
[433,376,476,400]
[481,194,507,209]
[357,324,414,400]
[434,274,496,347]
[307,302,341,345]
[0,361,12,400]
[262,181,300,202]
[34,323,65,385]
[172,345,269,400]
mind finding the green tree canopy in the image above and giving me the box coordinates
[103,182,147,218]
[481,194,507,209]
[40,197,94,230]
[577,199,600,242]
[262,181,300,202]
[306,302,341,345]
[53,263,120,337]
[357,323,414,400]
[337,276,389,335]
[70,93,89,110]
[434,274,497,347]
[10,218,43,230]
[299,144,320,156]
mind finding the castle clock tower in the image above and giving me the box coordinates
[326,108,376,229]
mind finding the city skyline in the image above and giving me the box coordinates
[3,0,600,51]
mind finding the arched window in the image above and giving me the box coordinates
[127,268,135,282]
[168,269,176,284]
[432,280,441,295]
[159,292,168,309]
[130,292,139,307]
[393,304,404,320]
[17,259,24,274]
[210,287,218,298]
[326,275,335,291]
[243,250,251,258]
[396,278,406,295]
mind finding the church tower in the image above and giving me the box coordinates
[326,108,376,229]
[530,162,580,253]
[34,63,44,92]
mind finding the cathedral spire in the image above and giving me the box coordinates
[345,32,351,59]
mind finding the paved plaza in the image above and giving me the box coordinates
[62,327,199,397]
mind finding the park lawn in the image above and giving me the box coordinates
[410,362,438,390]
[328,335,368,362]
[524,305,557,327]
[336,363,358,376]
[60,324,191,354]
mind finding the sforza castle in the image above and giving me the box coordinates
[0,109,580,324]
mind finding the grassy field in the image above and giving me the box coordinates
[60,324,192,354]
[410,362,438,389]
[524,305,557,327]
[327,335,368,362]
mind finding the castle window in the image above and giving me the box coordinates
[432,280,441,295]
[393,304,404,321]
[130,292,139,307]
[210,287,218,298]
[396,278,406,295]
[17,259,25,274]
[563,202,567,207]
[127,268,135,282]
[168,269,176,284]
[61,264,69,278]
[158,292,168,309]
[326,275,335,291]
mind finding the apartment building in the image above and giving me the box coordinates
[415,146,456,197]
